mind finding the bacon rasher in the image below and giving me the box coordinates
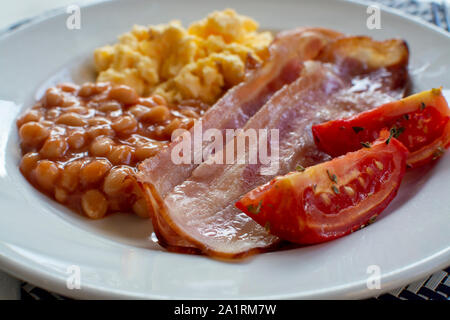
[138,28,343,250]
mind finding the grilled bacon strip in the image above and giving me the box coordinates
[138,28,344,250]
[139,28,343,199]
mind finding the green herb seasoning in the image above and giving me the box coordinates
[432,146,445,160]
[296,164,305,172]
[264,221,271,233]
[368,215,377,225]
[352,126,364,134]
[326,169,337,183]
[385,135,393,145]
[361,141,371,148]
[247,200,262,215]
[386,126,405,144]
[332,185,340,194]
[420,102,426,111]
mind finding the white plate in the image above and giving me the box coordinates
[0,0,449,300]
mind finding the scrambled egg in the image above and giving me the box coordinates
[94,9,273,105]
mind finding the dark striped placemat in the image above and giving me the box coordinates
[18,266,449,300]
[375,266,450,300]
[20,267,450,300]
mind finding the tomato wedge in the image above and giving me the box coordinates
[235,133,408,244]
[312,88,450,168]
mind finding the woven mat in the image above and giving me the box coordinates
[8,0,450,300]
[369,0,436,22]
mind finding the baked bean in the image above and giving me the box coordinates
[125,134,154,146]
[181,108,199,118]
[87,125,115,139]
[103,166,133,196]
[87,101,100,109]
[59,160,83,192]
[78,83,96,97]
[140,105,170,123]
[132,198,149,218]
[94,82,109,93]
[135,145,159,161]
[111,115,137,135]
[81,189,108,219]
[54,187,68,203]
[64,105,88,114]
[61,98,77,108]
[107,198,122,211]
[44,88,63,107]
[46,109,61,119]
[17,110,41,127]
[34,160,60,191]
[163,118,182,136]
[128,105,151,119]
[67,130,86,149]
[20,152,40,174]
[87,116,110,126]
[98,101,121,113]
[154,125,166,138]
[108,85,138,105]
[19,122,50,146]
[19,82,206,219]
[108,145,134,165]
[80,159,112,186]
[59,83,78,93]
[138,98,157,108]
[51,125,67,136]
[56,112,87,127]
[39,120,54,127]
[40,136,68,159]
[151,94,167,106]
[181,117,195,131]
[90,136,114,157]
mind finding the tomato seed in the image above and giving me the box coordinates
[375,161,384,170]
[344,186,355,197]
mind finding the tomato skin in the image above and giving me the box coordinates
[312,89,450,168]
[235,135,408,245]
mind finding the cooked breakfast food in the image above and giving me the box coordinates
[94,9,273,105]
[16,9,449,260]
[138,27,343,213]
[236,131,409,244]
[139,33,410,258]
[312,88,450,168]
[237,91,449,246]
[17,82,206,218]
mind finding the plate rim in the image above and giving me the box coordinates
[1,0,449,40]
[0,241,448,300]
